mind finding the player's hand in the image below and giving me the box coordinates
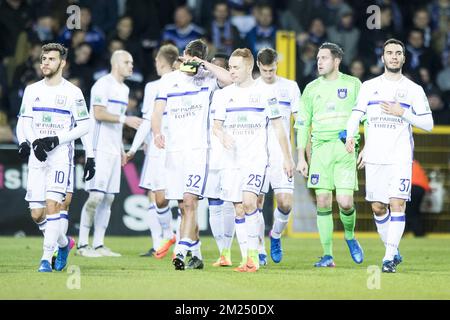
[126,151,135,162]
[154,133,165,149]
[125,116,142,130]
[40,136,59,151]
[380,100,404,117]
[345,137,355,153]
[84,157,96,181]
[18,142,30,160]
[296,158,308,178]
[121,152,128,166]
[32,139,47,162]
[283,157,295,179]
[221,133,235,149]
[357,149,365,170]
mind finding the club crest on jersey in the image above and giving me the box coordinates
[396,89,407,99]
[194,77,204,87]
[310,174,319,185]
[337,88,347,99]
[55,95,67,107]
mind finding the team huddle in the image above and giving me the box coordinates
[17,37,433,274]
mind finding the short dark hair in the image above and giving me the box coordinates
[185,39,208,60]
[257,47,278,65]
[158,44,179,66]
[40,43,68,61]
[383,38,405,55]
[319,42,344,60]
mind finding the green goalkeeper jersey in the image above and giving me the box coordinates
[295,72,361,148]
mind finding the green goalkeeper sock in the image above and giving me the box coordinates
[317,209,333,256]
[339,207,356,240]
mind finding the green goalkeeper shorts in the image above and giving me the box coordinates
[307,139,358,191]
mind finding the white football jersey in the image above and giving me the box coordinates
[156,69,218,152]
[142,78,169,157]
[20,78,89,166]
[213,81,280,169]
[353,75,431,164]
[89,74,129,155]
[256,76,300,139]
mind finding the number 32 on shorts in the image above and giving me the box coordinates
[399,179,411,192]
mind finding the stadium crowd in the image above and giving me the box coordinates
[1,0,450,144]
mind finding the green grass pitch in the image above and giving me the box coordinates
[1,235,450,299]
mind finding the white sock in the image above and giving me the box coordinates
[383,212,405,262]
[190,239,202,260]
[245,209,259,252]
[93,197,112,249]
[41,214,61,262]
[235,217,247,260]
[173,209,182,255]
[60,210,69,235]
[148,203,162,249]
[156,205,172,240]
[35,218,47,235]
[78,197,98,247]
[271,207,291,239]
[208,199,224,254]
[176,237,192,258]
[258,209,266,254]
[373,211,390,247]
[222,202,235,251]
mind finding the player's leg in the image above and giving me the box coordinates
[140,191,161,257]
[92,152,121,256]
[256,193,267,266]
[208,197,225,257]
[153,191,175,258]
[218,201,234,266]
[314,190,335,267]
[233,202,248,271]
[308,141,336,267]
[186,223,204,270]
[269,191,293,263]
[242,191,260,272]
[26,166,47,233]
[30,206,47,234]
[182,192,203,269]
[77,191,104,257]
[336,190,363,264]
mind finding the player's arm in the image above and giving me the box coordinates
[188,56,232,88]
[272,117,295,178]
[151,99,166,149]
[380,87,433,132]
[294,87,312,178]
[16,116,31,160]
[346,83,368,153]
[93,105,141,129]
[127,117,151,160]
[80,132,96,181]
[213,119,234,149]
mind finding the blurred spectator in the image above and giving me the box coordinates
[79,0,119,35]
[33,14,57,43]
[436,54,450,92]
[428,0,450,32]
[229,0,256,38]
[359,5,402,77]
[108,16,143,68]
[296,41,318,90]
[327,8,360,67]
[427,88,450,125]
[245,3,276,57]
[405,160,431,237]
[280,0,321,34]
[206,1,243,56]
[0,0,32,59]
[0,109,14,143]
[316,0,353,27]
[68,42,94,93]
[297,18,327,48]
[58,5,105,56]
[412,7,432,48]
[349,58,368,82]
[162,5,204,52]
[405,28,441,81]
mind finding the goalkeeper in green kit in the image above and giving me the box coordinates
[295,42,364,267]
